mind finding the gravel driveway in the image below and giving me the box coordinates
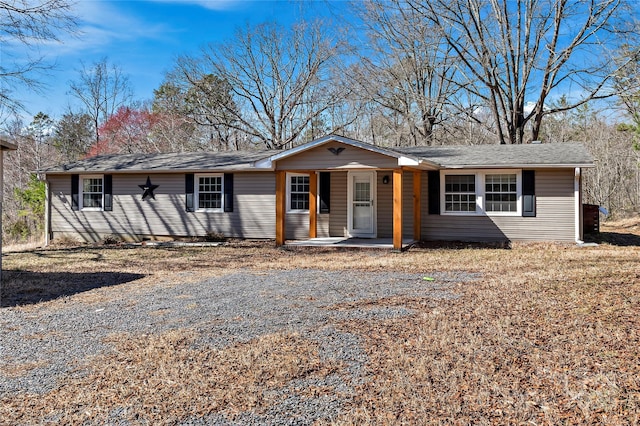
[1,268,475,425]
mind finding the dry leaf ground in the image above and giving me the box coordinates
[1,219,639,424]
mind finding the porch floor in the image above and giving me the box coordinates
[285,237,417,249]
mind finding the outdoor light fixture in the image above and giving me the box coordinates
[382,175,390,184]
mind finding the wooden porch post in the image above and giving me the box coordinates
[413,170,422,241]
[276,170,286,246]
[309,171,317,238]
[393,168,403,250]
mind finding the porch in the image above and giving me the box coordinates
[256,135,436,250]
[285,237,417,250]
[275,168,424,250]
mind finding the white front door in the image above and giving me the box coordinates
[348,171,376,237]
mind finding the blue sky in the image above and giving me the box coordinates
[10,0,348,122]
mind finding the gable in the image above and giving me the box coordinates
[275,141,401,170]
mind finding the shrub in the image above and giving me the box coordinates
[204,231,226,243]
[101,234,122,245]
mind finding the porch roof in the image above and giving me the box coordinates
[253,134,438,170]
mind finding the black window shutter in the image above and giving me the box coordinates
[223,173,234,212]
[71,174,79,211]
[103,174,113,211]
[319,172,330,213]
[428,171,440,215]
[185,173,195,212]
[522,170,536,217]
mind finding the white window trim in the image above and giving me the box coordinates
[195,173,224,213]
[79,174,104,211]
[440,169,522,216]
[441,171,478,215]
[286,172,311,214]
[482,171,522,216]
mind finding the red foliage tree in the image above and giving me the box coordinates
[86,106,162,157]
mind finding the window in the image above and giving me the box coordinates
[288,174,310,211]
[485,174,517,212]
[81,176,103,210]
[197,175,223,211]
[444,174,476,212]
[440,170,522,216]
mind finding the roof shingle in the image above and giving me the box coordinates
[44,150,271,174]
[396,143,593,168]
[43,141,593,174]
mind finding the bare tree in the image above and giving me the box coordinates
[25,111,55,172]
[52,110,94,161]
[183,74,240,151]
[579,114,640,216]
[68,58,133,147]
[408,0,638,144]
[176,20,346,149]
[2,113,60,242]
[349,0,462,146]
[613,44,640,143]
[0,0,76,116]
[151,82,198,152]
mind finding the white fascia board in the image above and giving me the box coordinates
[266,135,346,162]
[253,157,274,169]
[394,157,440,170]
[398,156,420,166]
[252,134,427,168]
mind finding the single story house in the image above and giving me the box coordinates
[1,138,18,282]
[42,135,594,250]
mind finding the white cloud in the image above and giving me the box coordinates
[144,0,244,11]
[524,101,536,115]
[6,1,174,58]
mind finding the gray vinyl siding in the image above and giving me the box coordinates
[402,171,415,239]
[329,172,348,237]
[285,213,309,239]
[377,172,392,238]
[317,214,330,238]
[48,167,578,244]
[284,172,332,239]
[422,169,576,242]
[376,171,415,239]
[49,172,276,242]
[277,142,399,170]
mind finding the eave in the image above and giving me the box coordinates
[0,139,17,151]
[441,163,595,169]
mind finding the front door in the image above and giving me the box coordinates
[348,171,376,238]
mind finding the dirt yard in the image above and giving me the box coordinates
[1,220,639,425]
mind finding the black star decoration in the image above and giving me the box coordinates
[139,176,159,200]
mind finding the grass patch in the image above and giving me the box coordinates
[2,220,639,423]
[0,331,341,425]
